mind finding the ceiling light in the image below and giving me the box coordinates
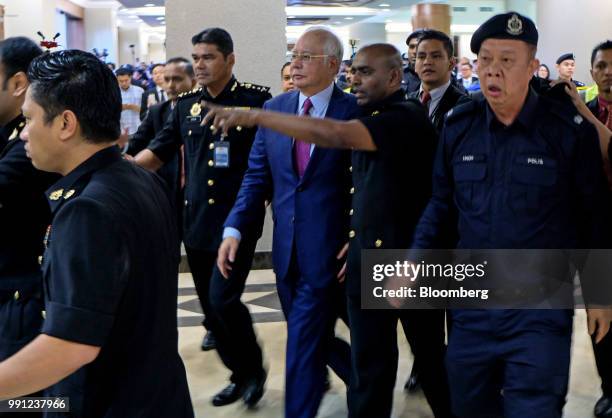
[286,6,375,17]
[156,16,165,20]
[379,3,390,6]
[144,3,155,6]
[288,15,295,18]
[344,17,353,20]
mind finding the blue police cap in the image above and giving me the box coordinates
[470,12,538,54]
[556,53,575,64]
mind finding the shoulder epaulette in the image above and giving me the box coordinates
[177,87,203,100]
[445,99,478,124]
[546,98,586,130]
[238,81,271,94]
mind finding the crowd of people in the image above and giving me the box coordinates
[0,9,611,418]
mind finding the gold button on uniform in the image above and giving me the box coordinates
[350,187,355,194]
[375,239,383,248]
[13,291,19,301]
[208,160,214,167]
[208,198,215,205]
[184,200,188,206]
[349,166,353,172]
[38,256,43,265]
[41,310,46,319]
[209,143,215,150]
[188,130,192,136]
[349,230,356,238]
[349,209,354,216]
[208,179,214,186]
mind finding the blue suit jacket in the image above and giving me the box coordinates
[225,86,360,287]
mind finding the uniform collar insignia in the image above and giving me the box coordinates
[49,189,64,201]
[45,146,122,213]
[8,128,18,141]
[506,14,524,36]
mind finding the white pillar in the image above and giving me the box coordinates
[118,27,141,66]
[84,7,118,64]
[3,0,57,43]
[348,22,387,55]
[536,0,612,82]
[165,0,286,96]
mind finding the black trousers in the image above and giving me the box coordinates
[347,294,453,418]
[594,331,612,397]
[0,295,43,418]
[185,240,264,383]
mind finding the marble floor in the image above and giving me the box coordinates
[177,270,603,418]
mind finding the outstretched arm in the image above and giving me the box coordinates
[201,101,377,151]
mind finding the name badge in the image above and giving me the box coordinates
[186,115,202,124]
[214,141,230,168]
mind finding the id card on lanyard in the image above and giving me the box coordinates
[214,140,230,168]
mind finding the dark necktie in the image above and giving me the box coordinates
[420,90,431,109]
[294,98,313,177]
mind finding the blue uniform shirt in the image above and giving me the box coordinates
[413,89,610,251]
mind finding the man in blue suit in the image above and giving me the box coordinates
[218,27,358,418]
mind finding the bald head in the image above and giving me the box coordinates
[351,43,404,105]
[357,43,403,71]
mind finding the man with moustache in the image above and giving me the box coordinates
[411,29,470,134]
[404,28,469,393]
[133,28,270,408]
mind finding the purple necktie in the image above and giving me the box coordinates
[294,98,313,177]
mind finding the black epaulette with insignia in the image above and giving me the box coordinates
[545,97,587,131]
[445,98,479,125]
[177,87,203,101]
[238,81,271,94]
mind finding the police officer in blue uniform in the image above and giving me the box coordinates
[134,28,270,407]
[0,50,193,418]
[555,53,586,87]
[402,29,424,93]
[411,12,612,418]
[0,37,56,418]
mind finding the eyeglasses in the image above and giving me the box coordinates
[289,52,331,62]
